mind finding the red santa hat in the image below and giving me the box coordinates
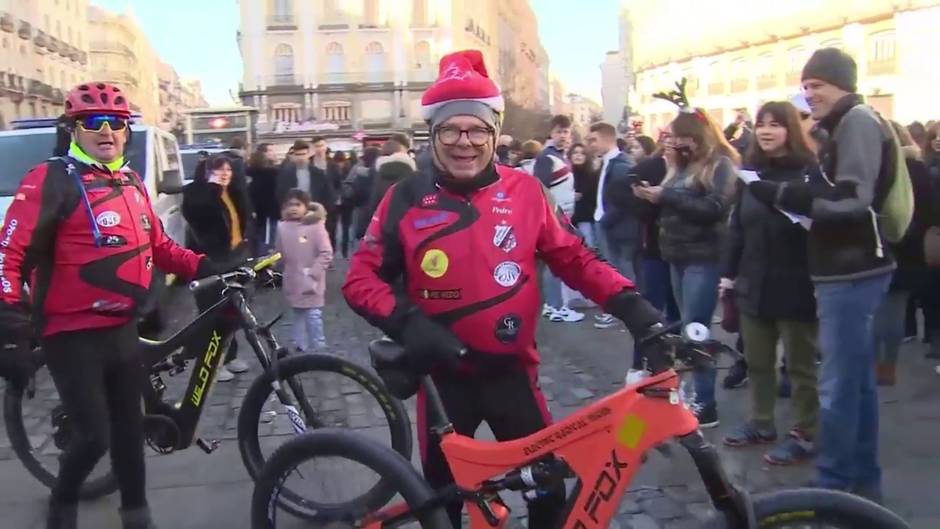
[421,50,504,128]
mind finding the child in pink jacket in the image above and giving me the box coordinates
[276,190,333,351]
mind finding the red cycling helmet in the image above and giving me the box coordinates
[64,82,131,119]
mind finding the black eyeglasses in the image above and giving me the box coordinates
[435,126,493,147]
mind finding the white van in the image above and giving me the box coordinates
[0,118,188,332]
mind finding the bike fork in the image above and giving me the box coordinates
[680,431,757,529]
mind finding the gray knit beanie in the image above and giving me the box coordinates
[801,47,858,93]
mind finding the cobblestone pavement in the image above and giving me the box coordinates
[1,260,938,528]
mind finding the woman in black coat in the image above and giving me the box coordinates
[720,101,819,465]
[183,155,253,381]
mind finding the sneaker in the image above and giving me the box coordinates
[314,341,327,351]
[593,313,618,329]
[723,422,777,447]
[225,358,250,373]
[550,307,585,323]
[764,430,815,466]
[722,359,749,389]
[216,366,235,382]
[694,403,719,429]
[542,304,555,318]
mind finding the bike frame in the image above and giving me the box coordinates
[364,368,747,529]
[138,259,313,451]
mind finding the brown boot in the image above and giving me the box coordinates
[876,363,896,386]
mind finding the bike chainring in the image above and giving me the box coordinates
[143,414,181,454]
[50,405,72,451]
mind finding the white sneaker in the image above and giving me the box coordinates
[542,304,555,318]
[216,366,235,382]
[593,313,618,329]
[550,307,585,323]
[226,359,250,373]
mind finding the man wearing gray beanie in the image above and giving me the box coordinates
[744,46,898,503]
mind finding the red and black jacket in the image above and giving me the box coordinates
[0,158,203,337]
[342,164,633,369]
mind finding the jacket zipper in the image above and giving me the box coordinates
[820,165,884,259]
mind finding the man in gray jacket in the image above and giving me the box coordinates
[747,47,896,503]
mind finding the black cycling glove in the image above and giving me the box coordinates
[605,288,665,339]
[195,255,245,279]
[399,309,466,374]
[0,302,35,387]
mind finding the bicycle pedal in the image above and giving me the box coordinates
[196,438,221,454]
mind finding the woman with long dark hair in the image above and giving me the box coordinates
[721,101,820,465]
[183,155,253,381]
[247,143,280,255]
[569,143,598,248]
[634,109,739,428]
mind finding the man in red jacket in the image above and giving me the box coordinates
[343,50,664,528]
[0,82,223,529]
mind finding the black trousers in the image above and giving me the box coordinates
[418,366,565,528]
[43,321,147,508]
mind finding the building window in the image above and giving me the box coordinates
[273,43,294,84]
[365,41,385,81]
[44,15,50,32]
[325,42,345,83]
[730,57,748,92]
[363,0,380,27]
[322,102,351,122]
[757,53,775,89]
[820,38,843,50]
[271,0,292,18]
[868,31,896,75]
[413,0,428,26]
[56,20,61,38]
[324,0,340,22]
[272,103,301,123]
[415,40,431,68]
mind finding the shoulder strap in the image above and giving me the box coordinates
[48,156,103,247]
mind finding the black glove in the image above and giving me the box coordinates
[0,302,35,387]
[399,309,466,374]
[605,289,665,338]
[195,256,245,279]
[747,180,780,206]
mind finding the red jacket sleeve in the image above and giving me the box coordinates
[0,163,61,307]
[535,182,634,307]
[341,187,413,338]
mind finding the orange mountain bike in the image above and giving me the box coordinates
[250,322,910,529]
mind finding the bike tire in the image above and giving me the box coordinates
[4,380,119,500]
[701,488,910,528]
[251,429,452,529]
[238,353,412,519]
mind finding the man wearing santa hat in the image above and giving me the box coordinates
[343,50,664,527]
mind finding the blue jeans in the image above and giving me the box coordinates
[599,228,637,281]
[670,263,720,408]
[576,222,597,249]
[542,266,563,308]
[291,308,325,351]
[814,273,891,491]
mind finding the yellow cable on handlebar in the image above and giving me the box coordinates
[253,252,282,272]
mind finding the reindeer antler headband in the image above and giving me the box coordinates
[652,77,706,121]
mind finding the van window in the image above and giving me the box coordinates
[0,133,57,195]
[159,135,182,189]
[124,141,148,180]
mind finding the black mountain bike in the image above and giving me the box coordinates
[4,253,411,518]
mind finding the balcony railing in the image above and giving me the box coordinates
[867,59,897,76]
[757,74,776,90]
[266,15,296,30]
[270,74,299,86]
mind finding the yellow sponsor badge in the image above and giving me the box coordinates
[616,413,647,449]
[420,249,449,279]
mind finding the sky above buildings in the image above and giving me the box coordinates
[90,0,618,106]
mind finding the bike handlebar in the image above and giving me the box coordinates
[637,321,742,374]
[188,252,282,293]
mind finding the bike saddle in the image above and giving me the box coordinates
[368,339,419,400]
[368,339,408,370]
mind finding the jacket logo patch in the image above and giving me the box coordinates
[139,214,151,232]
[492,190,510,203]
[495,313,522,343]
[418,288,461,300]
[102,235,127,248]
[145,256,153,270]
[493,261,521,287]
[96,210,121,228]
[413,212,450,230]
[493,222,517,253]
[492,206,512,215]
[420,194,438,208]
[420,249,449,279]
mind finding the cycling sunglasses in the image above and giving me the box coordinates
[76,114,128,132]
